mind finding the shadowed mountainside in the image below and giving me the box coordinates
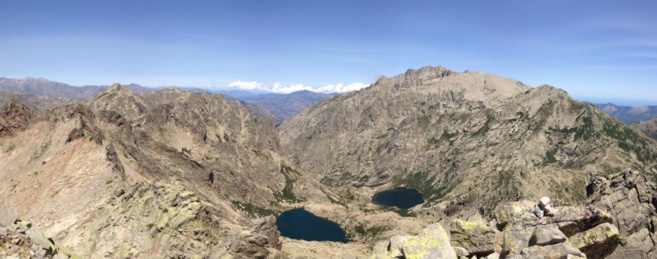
[595,103,657,124]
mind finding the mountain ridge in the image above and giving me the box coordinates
[279,66,657,257]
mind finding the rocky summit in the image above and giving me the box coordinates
[1,66,657,258]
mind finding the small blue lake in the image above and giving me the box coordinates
[371,187,424,209]
[276,208,348,243]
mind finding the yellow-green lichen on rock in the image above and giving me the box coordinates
[566,222,620,258]
[493,201,538,228]
[450,219,502,256]
[401,224,456,259]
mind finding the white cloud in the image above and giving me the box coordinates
[227,81,369,94]
[271,82,315,94]
[315,82,369,93]
[227,81,268,91]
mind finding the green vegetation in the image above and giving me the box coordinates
[181,147,192,157]
[601,118,657,163]
[274,165,304,203]
[350,224,389,239]
[547,115,595,141]
[473,113,495,137]
[231,201,276,218]
[375,139,391,154]
[223,133,231,142]
[543,148,558,165]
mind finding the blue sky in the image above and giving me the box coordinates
[1,1,656,104]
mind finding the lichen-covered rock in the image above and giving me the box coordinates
[566,222,620,259]
[450,219,502,256]
[520,243,585,258]
[402,224,457,259]
[501,224,535,255]
[542,206,613,236]
[493,201,539,229]
[530,225,567,246]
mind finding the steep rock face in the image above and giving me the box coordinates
[280,66,657,218]
[0,86,322,257]
[587,170,657,258]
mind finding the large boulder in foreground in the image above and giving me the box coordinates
[401,224,457,259]
[450,219,503,256]
[566,222,620,259]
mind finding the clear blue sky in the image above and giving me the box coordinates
[1,1,656,104]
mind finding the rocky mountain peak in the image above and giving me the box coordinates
[108,83,125,91]
[0,99,35,137]
[91,83,148,121]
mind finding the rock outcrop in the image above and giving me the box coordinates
[587,170,657,258]
[0,99,34,137]
[373,198,621,258]
[371,224,456,259]
[0,208,76,258]
[492,199,619,258]
[225,216,283,259]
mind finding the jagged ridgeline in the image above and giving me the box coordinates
[279,66,657,215]
[0,84,323,258]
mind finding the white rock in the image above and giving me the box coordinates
[534,205,544,218]
[539,197,550,207]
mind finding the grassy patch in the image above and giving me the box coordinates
[181,147,192,157]
[274,165,304,203]
[232,201,276,218]
[350,224,389,239]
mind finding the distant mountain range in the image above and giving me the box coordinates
[0,77,152,100]
[232,91,335,125]
[0,77,333,125]
[594,103,657,124]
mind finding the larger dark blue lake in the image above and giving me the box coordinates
[372,187,424,209]
[276,208,348,243]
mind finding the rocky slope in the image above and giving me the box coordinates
[632,118,657,140]
[1,208,77,259]
[595,103,657,125]
[279,66,657,256]
[0,84,328,258]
